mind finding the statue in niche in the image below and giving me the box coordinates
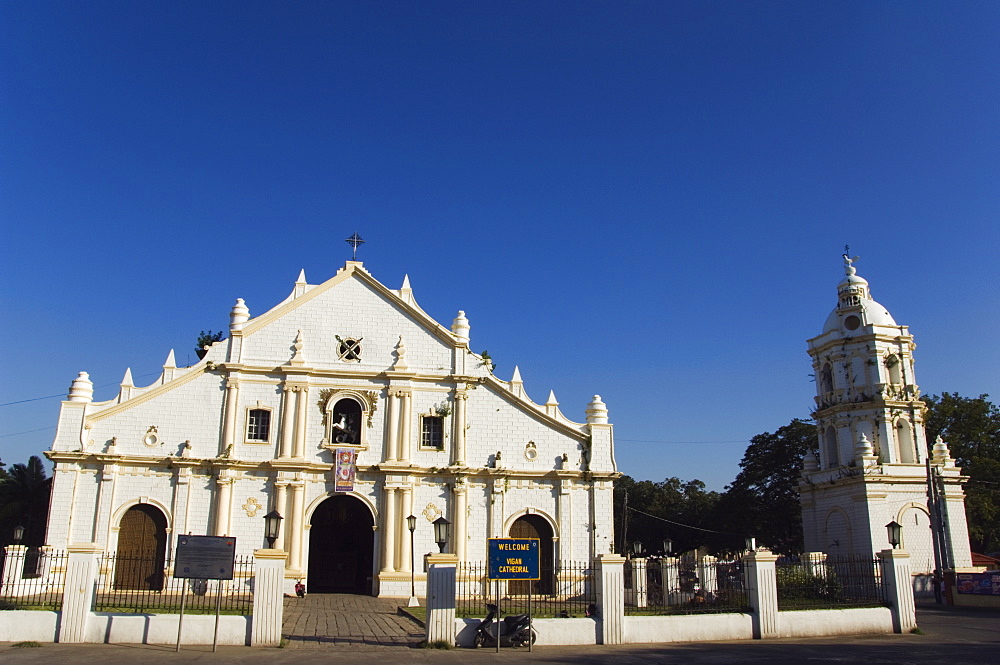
[330,398,361,444]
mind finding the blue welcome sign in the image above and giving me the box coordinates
[488,538,540,580]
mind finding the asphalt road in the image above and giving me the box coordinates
[2,605,997,664]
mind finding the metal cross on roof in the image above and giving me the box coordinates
[345,232,365,261]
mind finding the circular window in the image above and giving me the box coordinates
[844,315,861,330]
[143,433,159,447]
[337,337,362,361]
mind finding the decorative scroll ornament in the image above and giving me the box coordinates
[242,497,262,517]
[422,503,442,522]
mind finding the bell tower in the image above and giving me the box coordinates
[799,254,972,579]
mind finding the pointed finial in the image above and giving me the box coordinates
[230,298,250,331]
[290,330,305,365]
[296,269,307,284]
[164,349,176,368]
[546,390,558,405]
[393,335,409,370]
[586,395,609,425]
[68,371,94,403]
[854,432,875,460]
[401,274,411,290]
[511,366,523,384]
[121,367,134,387]
[345,232,365,261]
[452,310,470,345]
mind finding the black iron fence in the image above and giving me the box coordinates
[776,554,886,610]
[0,547,67,611]
[625,556,750,615]
[93,552,255,615]
[457,560,597,619]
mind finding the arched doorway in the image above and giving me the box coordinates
[308,495,374,594]
[114,504,168,590]
[509,514,554,595]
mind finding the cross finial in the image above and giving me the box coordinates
[345,232,366,261]
[844,244,850,255]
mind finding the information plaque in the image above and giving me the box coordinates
[487,538,540,580]
[174,535,236,580]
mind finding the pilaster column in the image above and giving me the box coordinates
[279,386,295,458]
[251,549,288,647]
[878,549,917,633]
[293,385,309,458]
[381,487,398,573]
[399,486,413,571]
[744,549,779,639]
[425,553,459,644]
[452,390,467,465]
[399,390,412,463]
[385,391,399,462]
[698,555,718,595]
[58,544,102,643]
[661,557,680,605]
[597,554,626,645]
[273,482,288,551]
[221,378,240,455]
[214,473,234,536]
[289,481,305,571]
[630,558,648,608]
[453,482,468,561]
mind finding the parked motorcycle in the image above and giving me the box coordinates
[473,603,537,648]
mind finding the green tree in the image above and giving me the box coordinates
[195,330,226,359]
[0,455,52,546]
[717,418,817,555]
[614,476,722,555]
[923,393,1000,553]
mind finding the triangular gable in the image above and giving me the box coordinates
[240,262,461,349]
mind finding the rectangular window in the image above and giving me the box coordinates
[247,409,271,442]
[421,416,444,450]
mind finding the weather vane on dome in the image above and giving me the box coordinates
[842,245,860,274]
[345,232,365,261]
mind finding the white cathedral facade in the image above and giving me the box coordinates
[799,256,973,577]
[44,261,618,596]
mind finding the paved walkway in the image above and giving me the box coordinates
[281,593,424,649]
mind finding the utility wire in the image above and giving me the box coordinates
[627,506,745,537]
[0,372,163,408]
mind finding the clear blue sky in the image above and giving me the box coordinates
[2,1,998,491]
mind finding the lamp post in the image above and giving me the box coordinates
[13,525,25,545]
[885,521,902,549]
[432,516,451,554]
[406,515,418,607]
[633,541,644,557]
[662,538,673,557]
[263,510,283,549]
[745,536,756,553]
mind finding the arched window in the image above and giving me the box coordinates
[824,426,839,468]
[820,364,833,395]
[886,355,903,385]
[896,419,915,464]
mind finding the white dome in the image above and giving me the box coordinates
[823,297,897,333]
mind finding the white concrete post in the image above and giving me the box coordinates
[2,545,27,589]
[59,543,102,643]
[629,558,648,607]
[744,549,779,639]
[802,551,826,577]
[425,553,458,645]
[597,554,626,645]
[661,556,680,605]
[251,549,288,647]
[698,555,718,596]
[878,549,916,633]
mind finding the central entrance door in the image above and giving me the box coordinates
[307,495,374,594]
[509,514,554,595]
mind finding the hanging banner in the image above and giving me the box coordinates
[335,448,356,492]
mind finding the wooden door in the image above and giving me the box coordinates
[114,505,167,590]
[509,515,554,595]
